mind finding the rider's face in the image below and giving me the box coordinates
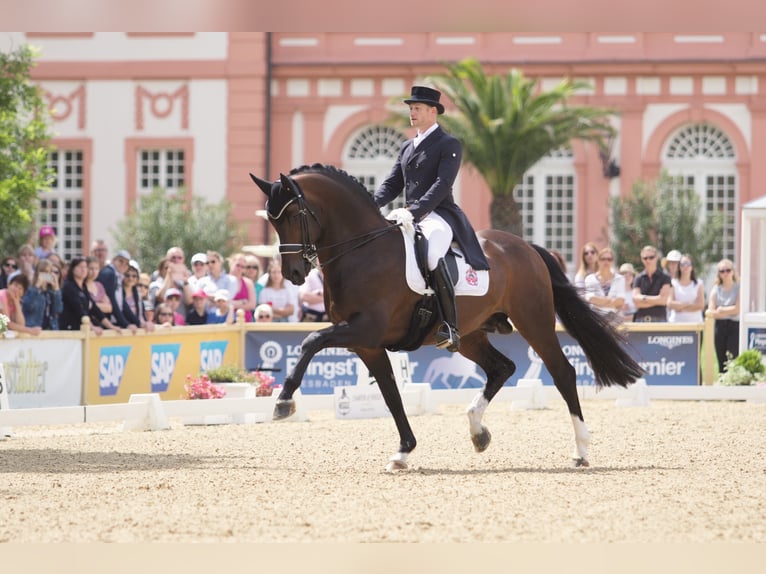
[409,103,437,132]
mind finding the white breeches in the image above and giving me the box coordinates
[419,211,453,270]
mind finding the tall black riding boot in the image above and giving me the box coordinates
[432,258,460,352]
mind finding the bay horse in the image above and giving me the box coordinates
[250,164,643,471]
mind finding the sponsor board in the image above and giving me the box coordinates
[245,328,701,394]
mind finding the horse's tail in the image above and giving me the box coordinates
[530,244,644,388]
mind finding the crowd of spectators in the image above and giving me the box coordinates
[568,241,739,374]
[0,226,327,338]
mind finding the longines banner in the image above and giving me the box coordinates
[244,329,701,395]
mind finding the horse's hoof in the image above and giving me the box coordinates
[273,400,296,421]
[572,457,590,468]
[385,459,409,473]
[471,427,492,453]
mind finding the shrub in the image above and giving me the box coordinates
[204,364,256,383]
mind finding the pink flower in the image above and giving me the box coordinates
[182,374,227,400]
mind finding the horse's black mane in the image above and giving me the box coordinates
[289,163,379,211]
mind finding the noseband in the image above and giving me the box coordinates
[267,175,320,268]
[267,173,400,270]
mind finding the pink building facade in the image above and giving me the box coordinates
[10,32,766,272]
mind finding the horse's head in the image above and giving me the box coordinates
[250,172,318,285]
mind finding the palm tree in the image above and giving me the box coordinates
[425,58,616,236]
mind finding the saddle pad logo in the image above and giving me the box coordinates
[151,343,181,393]
[98,346,131,396]
[465,267,479,286]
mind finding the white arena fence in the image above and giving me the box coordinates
[1,314,765,437]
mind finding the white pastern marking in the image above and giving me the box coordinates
[571,415,591,460]
[389,451,408,465]
[466,393,488,435]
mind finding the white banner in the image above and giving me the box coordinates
[0,339,82,407]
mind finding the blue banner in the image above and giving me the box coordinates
[244,328,700,395]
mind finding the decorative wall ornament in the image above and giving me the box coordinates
[135,84,189,131]
[44,85,86,129]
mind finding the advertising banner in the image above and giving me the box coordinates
[245,327,701,395]
[745,327,766,352]
[0,339,82,407]
[85,329,240,404]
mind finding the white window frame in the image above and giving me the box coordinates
[38,149,84,261]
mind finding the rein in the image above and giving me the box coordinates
[269,174,400,270]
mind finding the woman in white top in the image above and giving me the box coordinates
[583,247,625,318]
[257,261,296,322]
[574,241,599,289]
[667,253,705,323]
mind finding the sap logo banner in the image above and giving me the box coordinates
[200,341,228,371]
[151,343,181,393]
[99,346,132,396]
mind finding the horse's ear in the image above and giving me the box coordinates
[250,173,272,196]
[279,172,292,193]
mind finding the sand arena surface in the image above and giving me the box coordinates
[1,399,765,543]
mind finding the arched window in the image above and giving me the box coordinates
[514,146,577,270]
[343,125,407,212]
[663,123,737,261]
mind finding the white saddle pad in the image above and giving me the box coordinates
[394,219,489,297]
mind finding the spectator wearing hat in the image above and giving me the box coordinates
[97,248,132,328]
[187,252,209,292]
[186,289,209,325]
[34,225,58,260]
[253,303,273,322]
[163,286,186,326]
[663,249,682,279]
[207,289,235,324]
[618,262,637,321]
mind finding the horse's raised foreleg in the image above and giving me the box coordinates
[458,331,516,453]
[355,348,416,472]
[273,323,354,420]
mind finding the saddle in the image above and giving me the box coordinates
[387,225,457,352]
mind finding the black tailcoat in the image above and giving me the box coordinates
[374,126,489,270]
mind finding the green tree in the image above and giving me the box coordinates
[112,188,248,274]
[422,58,616,235]
[610,172,723,270]
[0,44,53,255]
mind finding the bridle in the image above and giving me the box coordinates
[268,173,400,270]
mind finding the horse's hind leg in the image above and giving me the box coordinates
[458,331,516,453]
[525,336,591,467]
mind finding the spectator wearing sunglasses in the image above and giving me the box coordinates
[583,247,625,319]
[0,257,19,290]
[574,242,599,290]
[153,302,176,328]
[707,259,740,373]
[632,245,672,323]
[254,303,273,322]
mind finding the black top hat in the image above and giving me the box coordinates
[403,86,445,115]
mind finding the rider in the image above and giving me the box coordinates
[374,85,490,352]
